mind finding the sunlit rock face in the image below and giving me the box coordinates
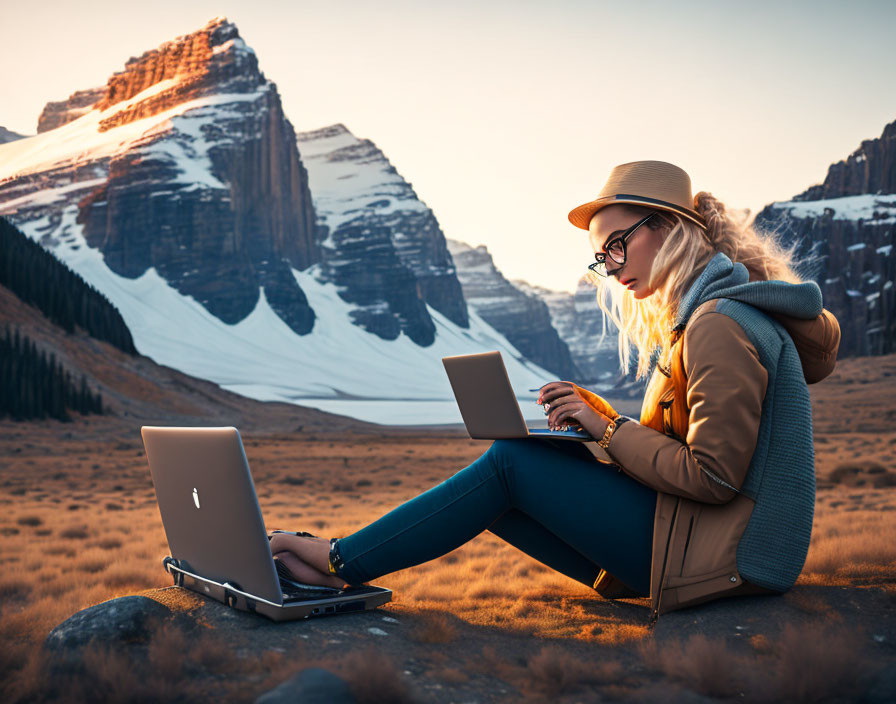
[297,124,468,346]
[754,119,896,357]
[0,17,319,335]
[37,88,106,133]
[447,239,580,380]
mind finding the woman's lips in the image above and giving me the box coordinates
[625,279,637,289]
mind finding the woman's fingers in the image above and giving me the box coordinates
[541,387,580,427]
[269,533,298,555]
[543,391,578,413]
[554,404,607,439]
[541,391,601,434]
[547,397,585,428]
[540,387,577,408]
[536,381,574,404]
[274,552,345,588]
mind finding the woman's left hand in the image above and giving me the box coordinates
[537,382,612,439]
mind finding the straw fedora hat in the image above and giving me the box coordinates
[568,160,707,231]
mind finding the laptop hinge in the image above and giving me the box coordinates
[162,556,185,587]
[161,556,282,609]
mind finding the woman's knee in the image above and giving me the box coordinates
[484,438,530,466]
[481,439,544,485]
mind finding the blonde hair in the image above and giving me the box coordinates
[588,192,805,381]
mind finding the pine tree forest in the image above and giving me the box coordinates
[0,217,137,355]
[0,325,104,421]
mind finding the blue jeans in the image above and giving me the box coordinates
[335,438,656,595]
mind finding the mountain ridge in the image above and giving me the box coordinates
[0,18,554,425]
[297,122,469,345]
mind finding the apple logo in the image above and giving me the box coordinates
[192,488,200,509]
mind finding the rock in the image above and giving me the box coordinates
[45,595,174,652]
[791,119,896,200]
[754,117,896,358]
[314,216,437,345]
[36,87,105,133]
[254,667,357,704]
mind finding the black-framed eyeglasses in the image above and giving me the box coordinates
[587,212,657,278]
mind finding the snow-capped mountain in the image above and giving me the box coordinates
[0,17,555,425]
[0,17,319,336]
[296,123,468,346]
[511,278,622,386]
[754,118,895,356]
[446,238,580,380]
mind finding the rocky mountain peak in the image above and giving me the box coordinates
[298,123,351,141]
[36,87,106,133]
[297,122,469,343]
[36,17,262,135]
[792,118,896,201]
[96,18,261,132]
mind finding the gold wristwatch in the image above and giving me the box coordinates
[597,415,629,449]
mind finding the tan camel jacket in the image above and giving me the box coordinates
[578,299,841,624]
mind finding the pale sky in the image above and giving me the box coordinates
[2,1,894,292]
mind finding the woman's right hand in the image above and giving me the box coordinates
[536,381,621,420]
[537,381,613,439]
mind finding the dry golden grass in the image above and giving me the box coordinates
[407,609,459,644]
[0,425,894,702]
[334,649,417,704]
[525,644,623,699]
[640,632,745,698]
[800,486,896,585]
[639,621,879,703]
[0,618,301,704]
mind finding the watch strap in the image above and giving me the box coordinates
[597,415,630,449]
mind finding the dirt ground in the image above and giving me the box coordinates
[1,353,895,702]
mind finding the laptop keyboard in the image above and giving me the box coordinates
[280,582,345,601]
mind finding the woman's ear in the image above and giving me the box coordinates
[655,214,677,241]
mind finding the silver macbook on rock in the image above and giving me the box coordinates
[141,426,392,622]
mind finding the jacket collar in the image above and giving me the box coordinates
[672,251,824,333]
[672,252,746,332]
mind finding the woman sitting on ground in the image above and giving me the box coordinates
[269,160,840,624]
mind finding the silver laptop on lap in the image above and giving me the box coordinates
[442,351,594,441]
[141,426,392,622]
